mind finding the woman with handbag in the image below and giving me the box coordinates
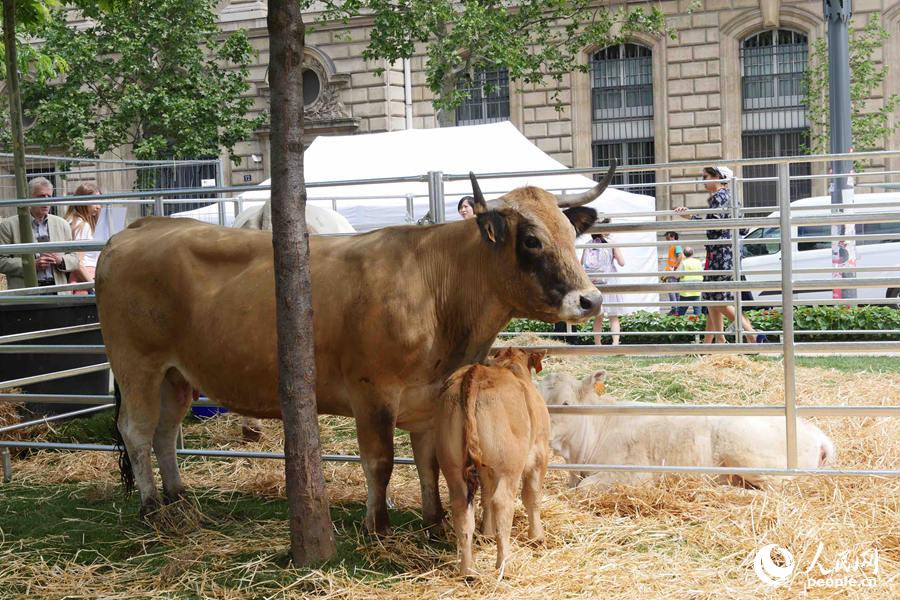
[581,232,626,345]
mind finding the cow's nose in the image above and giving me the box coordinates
[578,290,602,315]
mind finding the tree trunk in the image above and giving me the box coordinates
[267,0,336,565]
[2,0,37,288]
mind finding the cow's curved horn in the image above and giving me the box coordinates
[469,171,489,214]
[556,159,617,208]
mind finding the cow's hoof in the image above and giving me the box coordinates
[241,426,262,443]
[139,497,163,522]
[143,497,201,533]
[163,488,188,505]
[364,511,392,537]
[423,520,446,542]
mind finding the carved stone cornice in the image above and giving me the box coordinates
[257,51,359,132]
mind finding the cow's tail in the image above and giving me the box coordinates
[112,380,135,496]
[460,365,483,506]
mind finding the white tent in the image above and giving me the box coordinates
[174,122,659,313]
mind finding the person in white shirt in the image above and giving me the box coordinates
[64,182,103,294]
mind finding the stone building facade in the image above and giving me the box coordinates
[4,0,900,212]
[215,0,900,211]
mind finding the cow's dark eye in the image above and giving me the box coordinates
[524,235,542,249]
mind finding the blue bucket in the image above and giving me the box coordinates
[191,405,228,419]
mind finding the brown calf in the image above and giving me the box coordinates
[435,348,549,576]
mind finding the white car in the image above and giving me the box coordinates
[740,193,900,305]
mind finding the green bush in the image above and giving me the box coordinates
[503,305,900,344]
[748,305,900,342]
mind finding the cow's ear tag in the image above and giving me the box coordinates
[594,382,606,395]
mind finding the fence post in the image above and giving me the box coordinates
[427,171,445,224]
[2,448,11,483]
[778,162,798,469]
[405,194,415,223]
[730,173,743,343]
[216,157,227,226]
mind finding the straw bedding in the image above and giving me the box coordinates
[1,352,898,598]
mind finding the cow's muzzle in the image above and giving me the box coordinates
[559,289,602,322]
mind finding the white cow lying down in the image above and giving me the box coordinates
[538,370,836,490]
[233,199,356,234]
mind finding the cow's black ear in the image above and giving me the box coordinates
[563,207,598,236]
[476,211,507,245]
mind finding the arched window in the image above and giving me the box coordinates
[740,29,811,206]
[590,43,655,197]
[456,66,510,125]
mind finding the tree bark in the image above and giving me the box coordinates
[267,0,336,565]
[2,0,37,288]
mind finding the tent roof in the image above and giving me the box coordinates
[233,121,655,229]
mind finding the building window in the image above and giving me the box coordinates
[456,66,510,125]
[742,130,811,207]
[740,29,811,207]
[592,140,656,197]
[590,43,655,196]
[140,160,219,217]
[302,69,321,106]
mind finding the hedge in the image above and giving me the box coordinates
[505,305,900,345]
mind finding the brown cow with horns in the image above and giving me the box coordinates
[95,164,615,534]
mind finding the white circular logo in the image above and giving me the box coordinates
[753,544,795,586]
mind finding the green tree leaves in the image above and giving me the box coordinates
[322,0,669,124]
[804,17,900,156]
[7,0,264,161]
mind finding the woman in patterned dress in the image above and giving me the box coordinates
[675,166,762,344]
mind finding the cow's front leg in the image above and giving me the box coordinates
[410,430,444,538]
[354,404,396,535]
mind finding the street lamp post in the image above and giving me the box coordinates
[824,0,856,299]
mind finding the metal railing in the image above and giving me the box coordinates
[1,149,899,485]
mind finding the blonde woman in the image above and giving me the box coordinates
[64,182,102,293]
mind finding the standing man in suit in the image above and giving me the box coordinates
[0,177,79,290]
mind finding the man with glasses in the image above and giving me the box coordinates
[0,177,79,290]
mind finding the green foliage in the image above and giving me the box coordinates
[3,0,265,160]
[322,0,670,122]
[804,17,900,155]
[0,0,68,84]
[505,318,556,334]
[505,306,900,344]
[755,304,900,342]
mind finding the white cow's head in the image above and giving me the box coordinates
[538,370,607,456]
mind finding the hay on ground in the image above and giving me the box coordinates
[2,355,898,598]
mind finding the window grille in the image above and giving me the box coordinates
[592,139,656,197]
[456,67,510,126]
[740,30,810,207]
[591,43,655,196]
[742,130,812,207]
